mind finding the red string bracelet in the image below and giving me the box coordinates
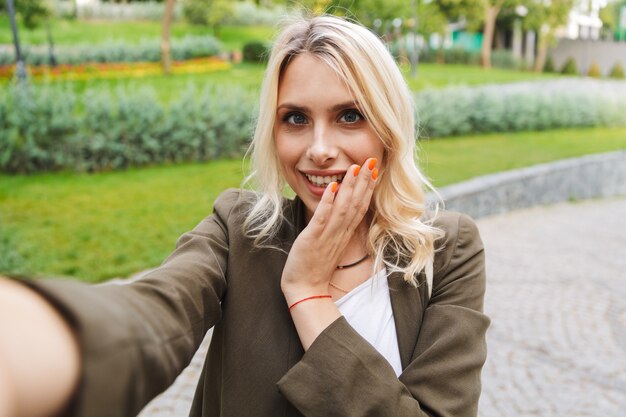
[288,295,332,311]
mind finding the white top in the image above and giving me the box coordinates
[335,269,403,377]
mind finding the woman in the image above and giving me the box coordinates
[0,14,489,417]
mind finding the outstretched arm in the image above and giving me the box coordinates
[0,277,80,417]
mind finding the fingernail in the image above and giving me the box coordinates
[368,158,377,170]
[372,168,378,180]
[353,165,361,176]
[331,182,338,192]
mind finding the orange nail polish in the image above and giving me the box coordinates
[372,168,378,180]
[368,158,377,170]
[331,182,338,192]
[353,165,361,176]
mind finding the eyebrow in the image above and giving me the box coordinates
[276,101,360,113]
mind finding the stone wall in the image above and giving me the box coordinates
[549,39,626,76]
[430,150,626,219]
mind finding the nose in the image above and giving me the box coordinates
[306,124,337,166]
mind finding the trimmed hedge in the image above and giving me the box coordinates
[415,79,626,138]
[3,79,626,173]
[0,84,255,173]
[242,41,269,63]
[0,35,222,67]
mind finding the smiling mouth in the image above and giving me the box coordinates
[304,173,345,187]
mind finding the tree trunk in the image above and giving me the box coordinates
[534,28,552,73]
[481,4,500,69]
[533,37,546,72]
[161,0,175,75]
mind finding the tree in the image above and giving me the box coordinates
[207,0,234,38]
[0,0,50,29]
[161,0,175,74]
[182,0,234,37]
[524,0,574,72]
[436,0,530,68]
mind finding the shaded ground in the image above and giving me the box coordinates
[136,197,626,417]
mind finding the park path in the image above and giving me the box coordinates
[137,197,626,417]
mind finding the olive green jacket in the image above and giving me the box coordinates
[30,189,489,417]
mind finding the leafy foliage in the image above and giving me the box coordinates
[242,41,269,63]
[608,62,625,79]
[587,61,602,78]
[183,0,234,30]
[182,0,211,25]
[415,80,626,138]
[560,57,578,75]
[0,36,221,67]
[0,0,50,29]
[543,56,556,73]
[0,84,254,174]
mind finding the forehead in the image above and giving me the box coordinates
[277,53,356,107]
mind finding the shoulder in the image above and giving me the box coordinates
[213,188,252,212]
[211,188,299,231]
[211,188,259,221]
[428,211,484,277]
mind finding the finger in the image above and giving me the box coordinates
[329,163,360,212]
[346,157,379,231]
[322,159,374,239]
[351,157,377,199]
[307,181,339,234]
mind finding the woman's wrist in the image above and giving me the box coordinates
[281,283,330,307]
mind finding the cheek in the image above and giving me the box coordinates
[274,136,299,176]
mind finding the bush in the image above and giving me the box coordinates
[587,61,602,78]
[0,86,78,173]
[543,56,556,73]
[225,1,291,26]
[0,84,255,174]
[609,62,625,79]
[242,41,269,63]
[491,50,520,70]
[560,57,578,75]
[0,36,222,67]
[415,79,626,138]
[183,0,210,25]
[53,1,183,21]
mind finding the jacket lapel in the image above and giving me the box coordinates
[388,271,425,370]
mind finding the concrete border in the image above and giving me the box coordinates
[429,150,626,219]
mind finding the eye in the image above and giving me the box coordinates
[339,109,364,124]
[284,112,308,125]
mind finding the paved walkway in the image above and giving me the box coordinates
[137,197,626,417]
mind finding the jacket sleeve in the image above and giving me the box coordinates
[276,213,490,417]
[22,189,240,417]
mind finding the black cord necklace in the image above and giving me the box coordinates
[336,254,369,270]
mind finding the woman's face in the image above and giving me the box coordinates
[274,53,384,220]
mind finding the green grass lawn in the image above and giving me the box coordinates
[401,63,560,90]
[55,62,267,102]
[0,16,276,51]
[1,127,625,282]
[1,16,562,96]
[11,61,562,104]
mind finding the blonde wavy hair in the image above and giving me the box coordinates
[243,14,443,288]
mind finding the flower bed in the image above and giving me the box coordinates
[0,57,230,81]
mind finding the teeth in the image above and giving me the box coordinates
[305,173,344,187]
